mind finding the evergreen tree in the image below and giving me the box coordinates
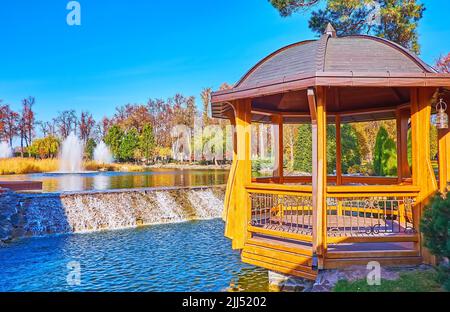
[420,193,450,291]
[104,125,124,160]
[340,124,362,173]
[373,126,397,176]
[120,128,139,161]
[139,124,156,162]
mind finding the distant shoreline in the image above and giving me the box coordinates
[0,157,231,176]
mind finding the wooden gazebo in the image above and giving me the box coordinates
[211,25,450,280]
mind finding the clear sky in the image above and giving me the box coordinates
[0,0,449,124]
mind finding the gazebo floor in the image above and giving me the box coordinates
[253,214,415,237]
[242,227,421,280]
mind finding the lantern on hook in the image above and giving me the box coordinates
[435,98,448,129]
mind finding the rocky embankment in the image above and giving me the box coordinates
[0,186,225,243]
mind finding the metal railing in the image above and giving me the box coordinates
[249,192,313,236]
[326,196,416,237]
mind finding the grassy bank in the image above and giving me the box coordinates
[333,270,444,292]
[0,158,144,175]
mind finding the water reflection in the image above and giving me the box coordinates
[0,169,229,192]
[58,174,84,192]
[93,174,111,191]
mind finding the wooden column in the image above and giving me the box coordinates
[335,115,342,185]
[410,88,438,264]
[225,98,252,250]
[308,87,327,268]
[271,114,284,182]
[438,127,449,193]
[223,109,237,224]
[396,108,411,182]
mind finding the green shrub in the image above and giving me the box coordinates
[421,192,450,291]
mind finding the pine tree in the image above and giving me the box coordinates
[270,0,425,54]
[373,126,397,176]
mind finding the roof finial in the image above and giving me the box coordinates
[324,23,337,37]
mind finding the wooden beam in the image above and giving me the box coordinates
[396,108,411,182]
[227,98,252,250]
[307,88,317,122]
[311,87,327,268]
[271,114,284,181]
[438,127,449,193]
[335,115,342,185]
[410,87,438,264]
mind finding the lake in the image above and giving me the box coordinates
[0,219,268,292]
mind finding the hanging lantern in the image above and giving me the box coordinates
[435,98,448,129]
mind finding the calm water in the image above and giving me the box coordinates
[0,169,228,192]
[0,219,268,292]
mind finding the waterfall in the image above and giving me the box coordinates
[0,141,13,158]
[93,141,113,164]
[16,187,225,237]
[59,133,84,173]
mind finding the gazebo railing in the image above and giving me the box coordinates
[246,183,420,243]
[246,184,313,239]
[325,196,416,237]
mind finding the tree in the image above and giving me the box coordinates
[28,136,60,159]
[340,124,362,173]
[435,53,450,73]
[373,126,397,176]
[271,0,425,54]
[420,193,450,291]
[201,88,212,126]
[18,97,36,156]
[293,124,312,173]
[138,124,156,163]
[0,104,19,147]
[104,125,124,160]
[79,111,95,143]
[55,110,78,138]
[293,123,361,174]
[269,0,320,17]
[85,138,97,160]
[120,128,139,161]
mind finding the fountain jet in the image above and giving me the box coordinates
[0,141,13,158]
[93,141,113,164]
[59,133,84,173]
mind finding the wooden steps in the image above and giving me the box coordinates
[324,256,423,269]
[242,236,317,280]
[241,234,423,280]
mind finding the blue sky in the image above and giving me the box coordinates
[0,0,449,125]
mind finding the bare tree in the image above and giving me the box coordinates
[55,110,78,139]
[79,111,95,142]
[18,97,36,156]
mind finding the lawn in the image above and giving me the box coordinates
[333,270,444,292]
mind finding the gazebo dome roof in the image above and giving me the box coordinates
[236,34,434,89]
[210,24,450,121]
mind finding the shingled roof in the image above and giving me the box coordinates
[211,24,450,120]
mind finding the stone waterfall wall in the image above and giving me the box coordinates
[0,186,225,243]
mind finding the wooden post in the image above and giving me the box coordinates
[308,87,327,268]
[438,127,449,193]
[410,88,438,264]
[226,98,252,250]
[396,108,411,183]
[335,115,342,186]
[271,114,284,183]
